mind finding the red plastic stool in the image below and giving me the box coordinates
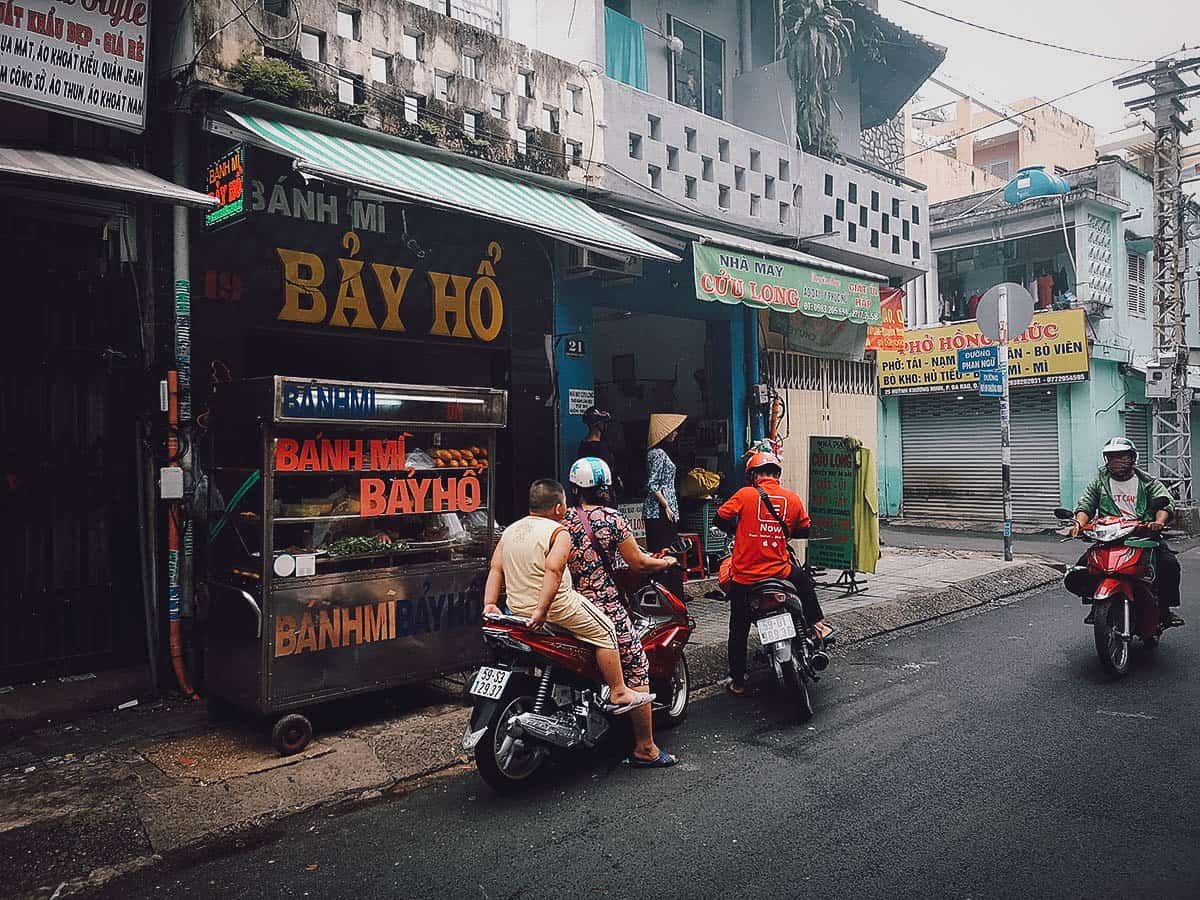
[678,532,706,581]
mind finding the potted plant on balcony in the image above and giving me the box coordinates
[779,0,855,158]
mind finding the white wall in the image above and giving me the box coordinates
[504,0,602,67]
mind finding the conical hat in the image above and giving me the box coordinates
[647,413,687,449]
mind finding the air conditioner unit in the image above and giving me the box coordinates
[559,244,643,281]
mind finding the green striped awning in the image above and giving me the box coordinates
[228,112,677,262]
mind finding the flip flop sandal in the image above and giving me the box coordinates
[726,682,754,698]
[628,750,678,769]
[601,692,655,715]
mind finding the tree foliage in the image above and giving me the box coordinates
[778,0,856,158]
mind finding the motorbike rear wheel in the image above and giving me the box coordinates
[1093,600,1130,677]
[654,655,690,729]
[474,694,547,794]
[780,658,814,724]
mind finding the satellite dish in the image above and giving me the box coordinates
[976,283,1036,343]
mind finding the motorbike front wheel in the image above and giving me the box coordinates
[474,693,547,794]
[1092,600,1130,677]
[780,658,814,724]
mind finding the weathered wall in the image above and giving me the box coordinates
[1014,98,1096,173]
[193,0,602,181]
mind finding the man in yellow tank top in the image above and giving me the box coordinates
[483,480,653,712]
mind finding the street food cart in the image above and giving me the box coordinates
[201,376,506,753]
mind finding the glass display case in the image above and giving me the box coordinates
[202,376,506,753]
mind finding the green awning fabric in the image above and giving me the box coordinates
[228,112,676,261]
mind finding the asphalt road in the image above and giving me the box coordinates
[104,556,1200,900]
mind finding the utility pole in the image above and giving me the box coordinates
[1116,57,1200,504]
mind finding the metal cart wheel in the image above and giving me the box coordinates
[271,713,313,756]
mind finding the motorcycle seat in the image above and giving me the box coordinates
[749,578,799,596]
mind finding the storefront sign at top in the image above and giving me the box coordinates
[876,308,1089,396]
[0,0,149,132]
[692,243,882,325]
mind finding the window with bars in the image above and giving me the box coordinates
[1128,250,1148,317]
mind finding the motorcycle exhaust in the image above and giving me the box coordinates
[810,650,830,672]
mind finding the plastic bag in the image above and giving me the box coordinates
[406,448,436,469]
[680,467,721,499]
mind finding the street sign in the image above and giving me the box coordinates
[957,345,999,375]
[976,283,1035,343]
[978,369,1004,397]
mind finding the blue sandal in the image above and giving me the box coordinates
[628,750,678,769]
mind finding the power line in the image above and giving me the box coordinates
[891,0,1154,63]
[892,50,1196,167]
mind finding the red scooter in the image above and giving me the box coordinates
[463,552,693,793]
[1057,499,1171,677]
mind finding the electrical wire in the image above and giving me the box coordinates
[892,0,1154,63]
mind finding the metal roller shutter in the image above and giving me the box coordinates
[1124,404,1150,464]
[901,391,1061,524]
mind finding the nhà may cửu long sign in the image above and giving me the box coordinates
[692,242,882,325]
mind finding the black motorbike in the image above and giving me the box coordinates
[743,577,830,722]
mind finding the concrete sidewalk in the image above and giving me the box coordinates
[0,547,1061,899]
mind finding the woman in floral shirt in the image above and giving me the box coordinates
[566,456,679,768]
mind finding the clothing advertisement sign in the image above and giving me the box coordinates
[692,243,882,324]
[865,287,906,352]
[807,437,856,571]
[0,0,149,131]
[877,309,1089,396]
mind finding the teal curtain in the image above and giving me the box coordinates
[605,7,648,91]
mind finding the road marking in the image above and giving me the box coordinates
[1096,709,1156,720]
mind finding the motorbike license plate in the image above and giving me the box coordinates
[757,612,796,644]
[469,667,511,700]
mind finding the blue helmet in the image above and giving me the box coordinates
[569,457,613,489]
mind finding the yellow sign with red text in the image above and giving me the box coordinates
[877,308,1089,396]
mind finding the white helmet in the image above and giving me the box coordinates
[1101,436,1138,462]
[569,457,613,489]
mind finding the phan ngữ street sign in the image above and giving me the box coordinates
[692,243,882,325]
[956,345,999,375]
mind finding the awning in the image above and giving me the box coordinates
[0,146,218,208]
[620,211,887,325]
[227,112,677,262]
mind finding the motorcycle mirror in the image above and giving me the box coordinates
[1053,507,1074,520]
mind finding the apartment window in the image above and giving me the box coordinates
[520,69,535,98]
[462,111,481,139]
[648,165,662,189]
[1128,250,1148,316]
[403,94,421,124]
[567,140,583,168]
[668,16,724,119]
[370,52,390,84]
[434,72,452,101]
[299,28,325,62]
[462,52,481,80]
[338,71,363,105]
[567,84,584,114]
[400,30,423,61]
[515,127,529,155]
[685,176,697,200]
[490,90,508,119]
[337,6,360,40]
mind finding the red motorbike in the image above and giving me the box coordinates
[1057,500,1171,677]
[463,556,693,793]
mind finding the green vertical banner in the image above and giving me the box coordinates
[807,436,856,571]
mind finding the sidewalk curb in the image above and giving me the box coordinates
[30,561,1062,899]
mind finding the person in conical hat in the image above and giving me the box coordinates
[644,414,687,566]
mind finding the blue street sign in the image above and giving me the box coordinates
[978,368,1005,397]
[957,345,1000,375]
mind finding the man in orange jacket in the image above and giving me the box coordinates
[715,452,831,695]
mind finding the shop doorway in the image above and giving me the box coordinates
[0,211,145,683]
[590,309,728,501]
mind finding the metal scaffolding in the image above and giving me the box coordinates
[1116,58,1200,503]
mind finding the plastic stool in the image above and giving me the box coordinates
[678,532,706,581]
